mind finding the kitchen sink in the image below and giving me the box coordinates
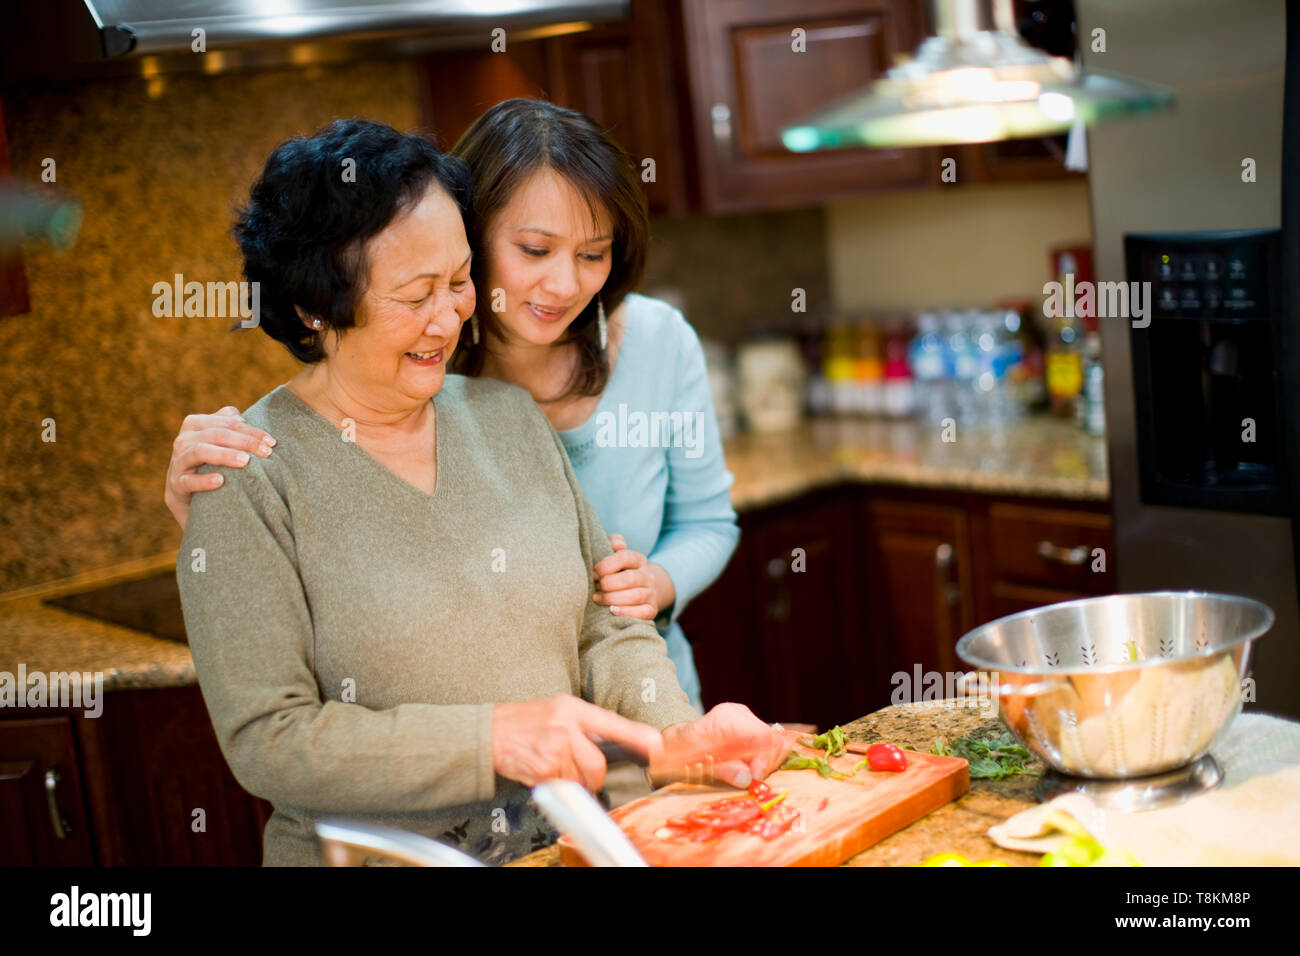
[44,571,188,643]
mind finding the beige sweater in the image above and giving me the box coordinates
[177,375,700,865]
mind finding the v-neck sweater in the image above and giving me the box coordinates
[176,374,700,866]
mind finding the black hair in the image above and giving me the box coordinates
[233,118,473,362]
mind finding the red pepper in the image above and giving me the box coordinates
[867,743,908,772]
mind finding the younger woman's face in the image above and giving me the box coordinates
[482,167,614,349]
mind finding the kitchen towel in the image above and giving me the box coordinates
[989,713,1300,866]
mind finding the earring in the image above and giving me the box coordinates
[597,297,607,351]
[311,319,322,329]
[470,313,480,345]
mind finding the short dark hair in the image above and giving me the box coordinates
[233,119,473,363]
[448,99,650,399]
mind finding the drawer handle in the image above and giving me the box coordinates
[935,543,960,606]
[711,103,732,144]
[1036,540,1089,566]
[45,768,72,840]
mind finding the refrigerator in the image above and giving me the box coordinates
[1079,0,1300,718]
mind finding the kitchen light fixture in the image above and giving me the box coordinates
[781,0,1173,150]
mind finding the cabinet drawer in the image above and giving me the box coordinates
[989,503,1113,592]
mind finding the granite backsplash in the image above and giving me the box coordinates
[0,59,831,593]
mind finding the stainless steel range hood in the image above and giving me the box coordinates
[2,0,627,85]
[84,0,626,56]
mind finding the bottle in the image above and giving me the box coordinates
[855,316,884,416]
[997,300,1047,412]
[1046,253,1085,418]
[973,310,1022,427]
[945,310,979,425]
[908,311,948,425]
[802,319,831,417]
[822,321,855,416]
[881,316,915,418]
[1081,332,1105,436]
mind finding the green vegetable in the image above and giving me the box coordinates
[930,729,1039,779]
[800,725,846,757]
[780,751,852,780]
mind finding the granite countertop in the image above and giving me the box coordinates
[726,415,1108,512]
[0,554,195,694]
[507,700,1045,867]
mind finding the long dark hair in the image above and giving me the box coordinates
[448,98,649,399]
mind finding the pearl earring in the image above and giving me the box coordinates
[470,313,480,345]
[597,297,607,351]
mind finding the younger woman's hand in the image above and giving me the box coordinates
[164,406,276,530]
[593,534,672,620]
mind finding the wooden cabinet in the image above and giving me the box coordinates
[680,0,934,212]
[0,718,95,865]
[684,484,1114,728]
[686,489,869,730]
[417,0,1081,216]
[80,686,269,866]
[418,0,694,215]
[860,498,974,683]
[0,686,270,866]
[976,500,1114,619]
[941,135,1085,186]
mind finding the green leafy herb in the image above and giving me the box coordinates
[800,725,846,757]
[780,751,852,780]
[931,730,1039,779]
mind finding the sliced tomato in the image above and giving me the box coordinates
[683,797,762,829]
[747,780,774,801]
[755,805,799,839]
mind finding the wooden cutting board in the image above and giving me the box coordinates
[559,747,969,867]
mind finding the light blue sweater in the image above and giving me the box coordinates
[558,294,740,710]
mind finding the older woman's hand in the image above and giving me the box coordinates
[653,703,790,789]
[164,406,276,529]
[492,694,664,792]
[593,533,674,620]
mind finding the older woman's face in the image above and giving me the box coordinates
[482,167,614,348]
[327,184,475,405]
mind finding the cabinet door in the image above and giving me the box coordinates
[745,491,866,730]
[546,2,694,215]
[0,718,95,865]
[82,686,266,865]
[419,2,692,215]
[860,498,973,685]
[681,0,933,212]
[680,535,765,715]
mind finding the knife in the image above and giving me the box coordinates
[593,722,813,785]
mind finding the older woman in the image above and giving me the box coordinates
[177,119,785,866]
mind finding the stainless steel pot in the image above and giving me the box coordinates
[955,591,1274,778]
